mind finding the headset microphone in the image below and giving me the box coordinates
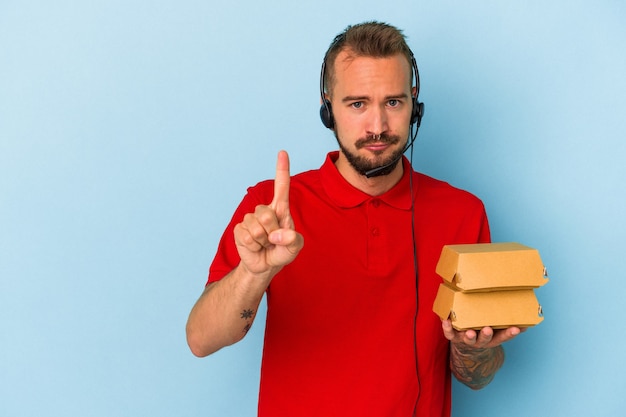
[364,153,405,178]
[364,121,421,178]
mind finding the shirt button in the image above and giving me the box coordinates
[371,227,380,236]
[371,199,381,208]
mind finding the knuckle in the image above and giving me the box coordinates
[256,210,278,229]
[240,231,258,246]
[236,217,268,248]
[248,224,267,242]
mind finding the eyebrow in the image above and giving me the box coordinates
[341,93,410,103]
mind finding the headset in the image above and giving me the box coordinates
[319,51,424,130]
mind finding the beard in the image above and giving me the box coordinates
[335,132,405,177]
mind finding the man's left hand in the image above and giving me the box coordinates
[442,320,524,350]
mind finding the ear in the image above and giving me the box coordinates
[412,86,417,98]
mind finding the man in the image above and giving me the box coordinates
[187,21,521,416]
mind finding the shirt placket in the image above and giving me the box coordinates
[366,198,388,275]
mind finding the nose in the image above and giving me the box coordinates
[366,105,389,137]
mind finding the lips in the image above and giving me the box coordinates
[363,142,390,152]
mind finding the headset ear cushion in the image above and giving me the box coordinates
[320,99,334,129]
[411,101,424,125]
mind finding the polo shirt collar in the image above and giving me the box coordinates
[320,151,414,210]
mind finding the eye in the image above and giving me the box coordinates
[351,102,364,109]
[388,99,399,107]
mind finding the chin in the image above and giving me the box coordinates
[341,146,404,177]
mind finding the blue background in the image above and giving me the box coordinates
[1,1,624,416]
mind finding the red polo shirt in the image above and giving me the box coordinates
[209,152,490,417]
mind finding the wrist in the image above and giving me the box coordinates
[236,261,280,287]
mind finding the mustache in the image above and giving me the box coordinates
[355,133,401,149]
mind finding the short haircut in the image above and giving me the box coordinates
[322,21,414,96]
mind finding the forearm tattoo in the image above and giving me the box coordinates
[450,344,504,390]
[240,309,255,334]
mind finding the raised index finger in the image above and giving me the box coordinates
[270,150,291,211]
